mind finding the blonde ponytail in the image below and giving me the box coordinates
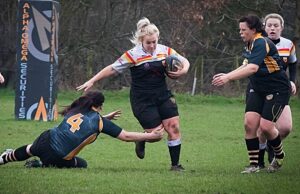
[130,17,159,45]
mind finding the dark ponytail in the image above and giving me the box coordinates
[60,91,105,116]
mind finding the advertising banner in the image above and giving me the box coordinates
[15,0,60,121]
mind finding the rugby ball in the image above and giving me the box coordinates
[164,55,182,72]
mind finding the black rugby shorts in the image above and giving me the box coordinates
[245,89,290,122]
[130,90,179,129]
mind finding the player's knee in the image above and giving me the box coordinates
[278,122,292,132]
[259,120,275,135]
[166,127,180,140]
[167,122,179,132]
[244,120,257,135]
[279,127,292,139]
[244,113,260,135]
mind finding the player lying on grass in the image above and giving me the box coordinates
[0,91,163,168]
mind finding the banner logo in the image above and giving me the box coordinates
[15,1,59,121]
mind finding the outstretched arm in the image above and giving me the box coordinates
[117,127,164,142]
[76,65,118,91]
[212,63,258,86]
[103,110,121,120]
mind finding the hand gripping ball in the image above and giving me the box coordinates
[164,55,182,72]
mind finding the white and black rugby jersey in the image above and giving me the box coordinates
[111,44,185,91]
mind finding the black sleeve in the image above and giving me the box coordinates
[248,38,267,66]
[101,117,122,138]
[288,61,297,83]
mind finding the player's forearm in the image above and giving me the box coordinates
[229,63,247,75]
[227,63,258,81]
[181,58,190,73]
[90,65,117,83]
[120,132,149,142]
[118,130,162,142]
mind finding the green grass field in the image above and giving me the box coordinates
[0,89,299,194]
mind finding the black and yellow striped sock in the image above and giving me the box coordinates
[245,138,259,166]
[268,135,284,159]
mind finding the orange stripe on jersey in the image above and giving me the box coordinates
[157,53,167,58]
[265,41,270,53]
[264,56,280,73]
[137,55,152,63]
[63,133,98,160]
[98,116,103,132]
[277,48,290,51]
[167,47,171,55]
[137,55,152,61]
[125,51,135,64]
[278,50,290,55]
[157,53,167,60]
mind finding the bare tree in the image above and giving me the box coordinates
[1,0,298,95]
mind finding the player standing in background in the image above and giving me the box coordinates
[0,91,163,168]
[257,13,297,168]
[212,15,291,173]
[77,17,190,171]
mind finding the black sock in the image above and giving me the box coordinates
[168,144,181,166]
[258,148,265,167]
[15,145,32,160]
[268,135,284,159]
[245,138,259,166]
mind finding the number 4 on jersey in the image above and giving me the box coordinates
[67,113,84,133]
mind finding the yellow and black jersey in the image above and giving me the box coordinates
[243,33,290,94]
[49,110,122,160]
